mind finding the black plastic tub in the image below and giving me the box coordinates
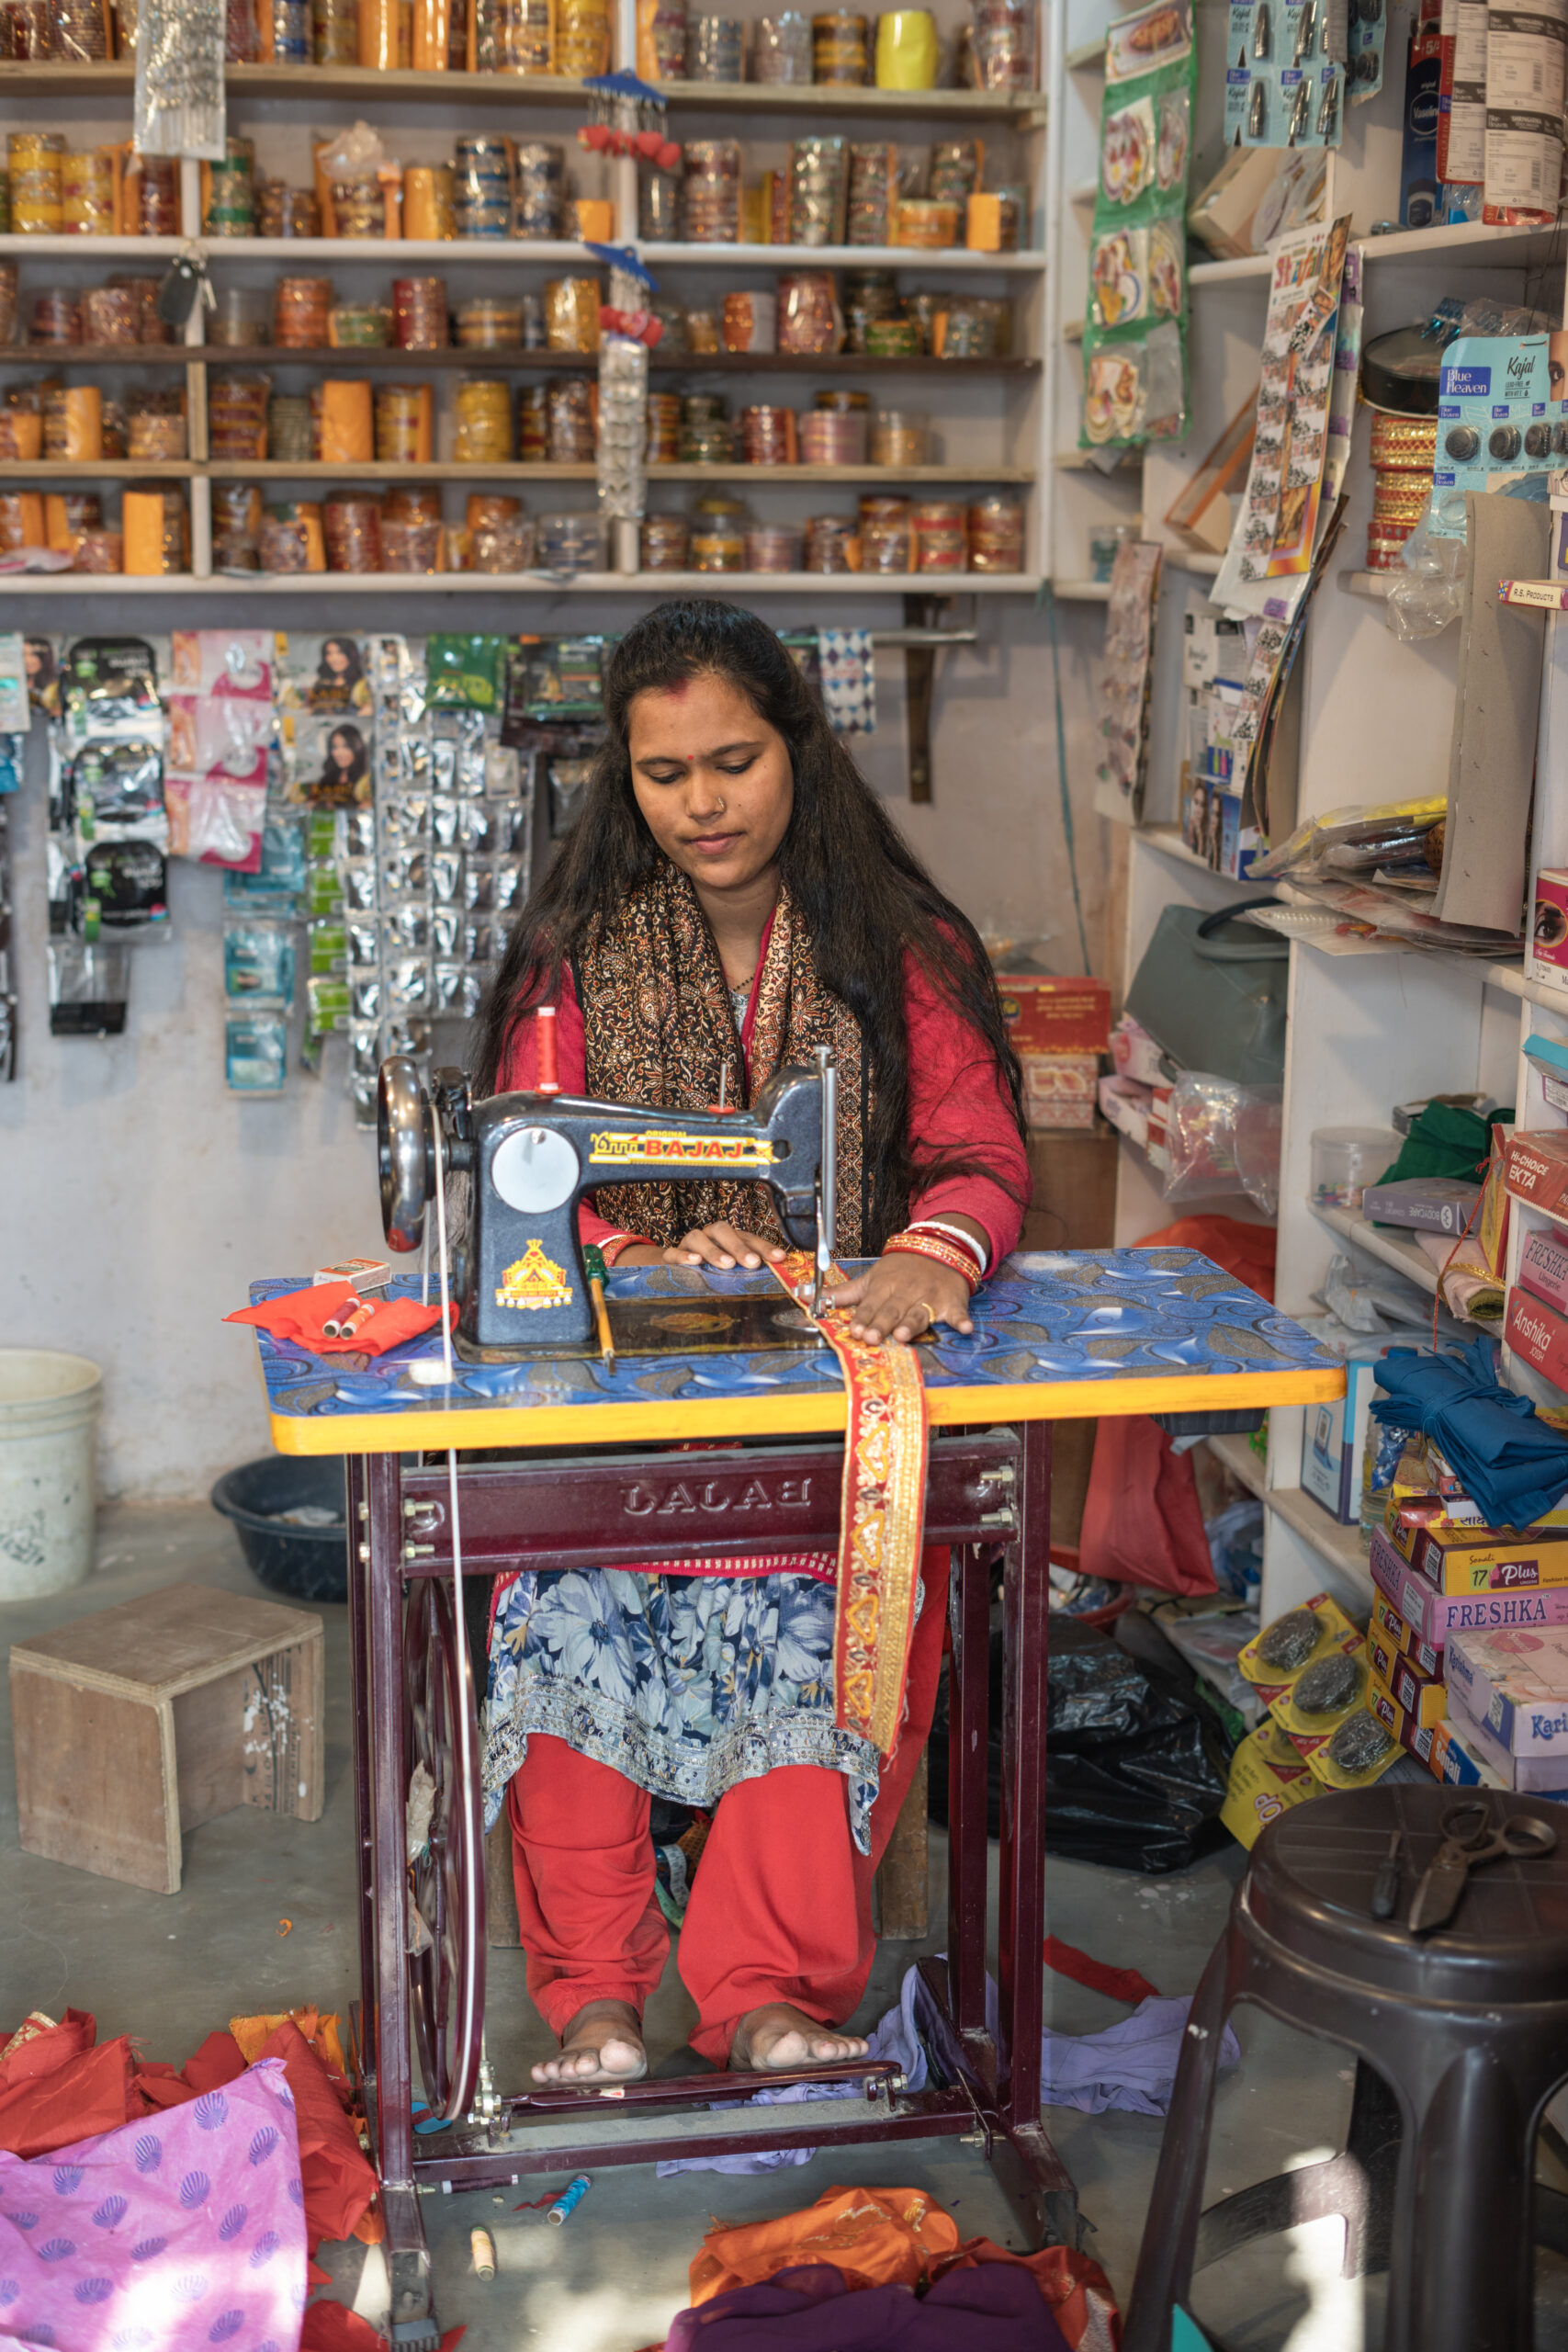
[210,1454,349,1603]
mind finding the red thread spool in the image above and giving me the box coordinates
[535,1002,561,1095]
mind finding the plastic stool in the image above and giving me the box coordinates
[1123,1784,1568,2352]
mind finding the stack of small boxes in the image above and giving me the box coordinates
[1367,1430,1568,1793]
[1098,1010,1169,1166]
[995,972,1111,1131]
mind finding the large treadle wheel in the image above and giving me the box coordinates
[404,1577,486,2124]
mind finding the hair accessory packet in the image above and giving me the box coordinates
[1080,0,1195,450]
[51,636,171,945]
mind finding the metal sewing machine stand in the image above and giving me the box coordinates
[346,1418,1071,2348]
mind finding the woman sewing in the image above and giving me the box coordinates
[473,597,1028,2088]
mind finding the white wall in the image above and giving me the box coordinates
[0,586,1111,1500]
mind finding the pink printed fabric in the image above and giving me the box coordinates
[0,2057,308,2351]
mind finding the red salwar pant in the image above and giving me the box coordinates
[507,1550,950,2064]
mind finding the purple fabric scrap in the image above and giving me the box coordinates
[658,1966,1240,2176]
[0,2056,308,2351]
[663,2260,1073,2349]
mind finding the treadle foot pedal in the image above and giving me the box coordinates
[390,2318,442,2350]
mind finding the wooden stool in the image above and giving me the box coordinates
[9,1580,324,1894]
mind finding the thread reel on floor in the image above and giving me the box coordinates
[405,1576,487,2124]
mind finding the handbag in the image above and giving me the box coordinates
[1124,900,1287,1085]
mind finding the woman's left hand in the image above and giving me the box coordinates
[824,1254,974,1345]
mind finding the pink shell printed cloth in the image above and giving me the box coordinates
[0,2056,308,2350]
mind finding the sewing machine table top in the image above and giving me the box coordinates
[254,1247,1343,1454]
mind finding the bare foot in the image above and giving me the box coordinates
[730,2003,870,2072]
[531,1999,648,2087]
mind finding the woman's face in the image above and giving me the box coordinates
[627,671,794,899]
[325,641,348,676]
[330,730,354,772]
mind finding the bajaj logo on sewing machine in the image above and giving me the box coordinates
[495,1237,574,1311]
[590,1129,776,1168]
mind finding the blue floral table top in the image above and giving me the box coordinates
[250,1249,1343,1456]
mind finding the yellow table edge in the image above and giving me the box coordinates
[267,1363,1346,1455]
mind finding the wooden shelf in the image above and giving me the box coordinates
[0,58,1043,118]
[97,345,1041,375]
[1267,1485,1373,1595]
[1189,213,1568,287]
[649,75,1044,123]
[201,459,1032,481]
[1311,1202,1438,1295]
[1208,1429,1268,1499]
[0,566,1043,594]
[1136,822,1257,883]
[0,459,196,477]
[1050,577,1111,599]
[0,235,183,259]
[0,344,195,368]
[1162,546,1223,575]
[1064,37,1105,71]
[642,239,1044,272]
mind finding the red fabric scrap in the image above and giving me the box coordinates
[181,2029,248,2093]
[225,1282,455,1358]
[1077,1215,1279,1598]
[1043,1935,1160,2010]
[0,2034,136,2158]
[255,2019,379,2251]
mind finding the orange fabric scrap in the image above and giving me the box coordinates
[255,2019,379,2252]
[691,2186,961,2305]
[231,2006,350,2089]
[687,2188,1122,2350]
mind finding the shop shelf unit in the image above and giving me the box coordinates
[1066,0,1568,1615]
[0,7,1049,600]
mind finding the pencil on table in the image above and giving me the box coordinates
[584,1243,615,1369]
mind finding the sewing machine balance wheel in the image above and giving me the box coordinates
[379,1056,437,1253]
[404,1576,487,2125]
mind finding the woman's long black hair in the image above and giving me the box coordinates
[472,598,1025,1246]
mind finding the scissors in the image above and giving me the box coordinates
[1406,1799,1558,1934]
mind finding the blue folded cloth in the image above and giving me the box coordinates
[1369,1335,1568,1530]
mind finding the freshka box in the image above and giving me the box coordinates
[1370,1527,1568,1645]
[1517,1226,1568,1317]
[1371,1591,1442,1681]
[995,976,1111,1057]
[1446,1623,1568,1756]
[1366,1635,1447,1728]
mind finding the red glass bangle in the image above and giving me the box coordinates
[883,1232,979,1293]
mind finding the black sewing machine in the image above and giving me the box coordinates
[377,1046,838,1360]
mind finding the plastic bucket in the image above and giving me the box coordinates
[210,1454,349,1603]
[0,1349,103,1600]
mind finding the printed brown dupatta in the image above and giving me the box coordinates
[576,861,869,1252]
[575,860,927,1758]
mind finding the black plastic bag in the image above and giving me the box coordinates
[928,1617,1230,1874]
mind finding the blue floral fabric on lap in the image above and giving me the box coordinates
[482,1567,885,1854]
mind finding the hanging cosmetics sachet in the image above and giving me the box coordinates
[1082,0,1197,450]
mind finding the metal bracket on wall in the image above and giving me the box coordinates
[872,594,978,806]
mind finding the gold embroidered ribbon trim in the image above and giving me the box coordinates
[773,1250,930,1757]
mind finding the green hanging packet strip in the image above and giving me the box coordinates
[426,634,506,711]
[1080,0,1197,453]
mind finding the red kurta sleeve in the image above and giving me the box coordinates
[902,952,1028,1272]
[494,967,651,1258]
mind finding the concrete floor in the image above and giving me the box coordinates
[4,1503,1565,2350]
